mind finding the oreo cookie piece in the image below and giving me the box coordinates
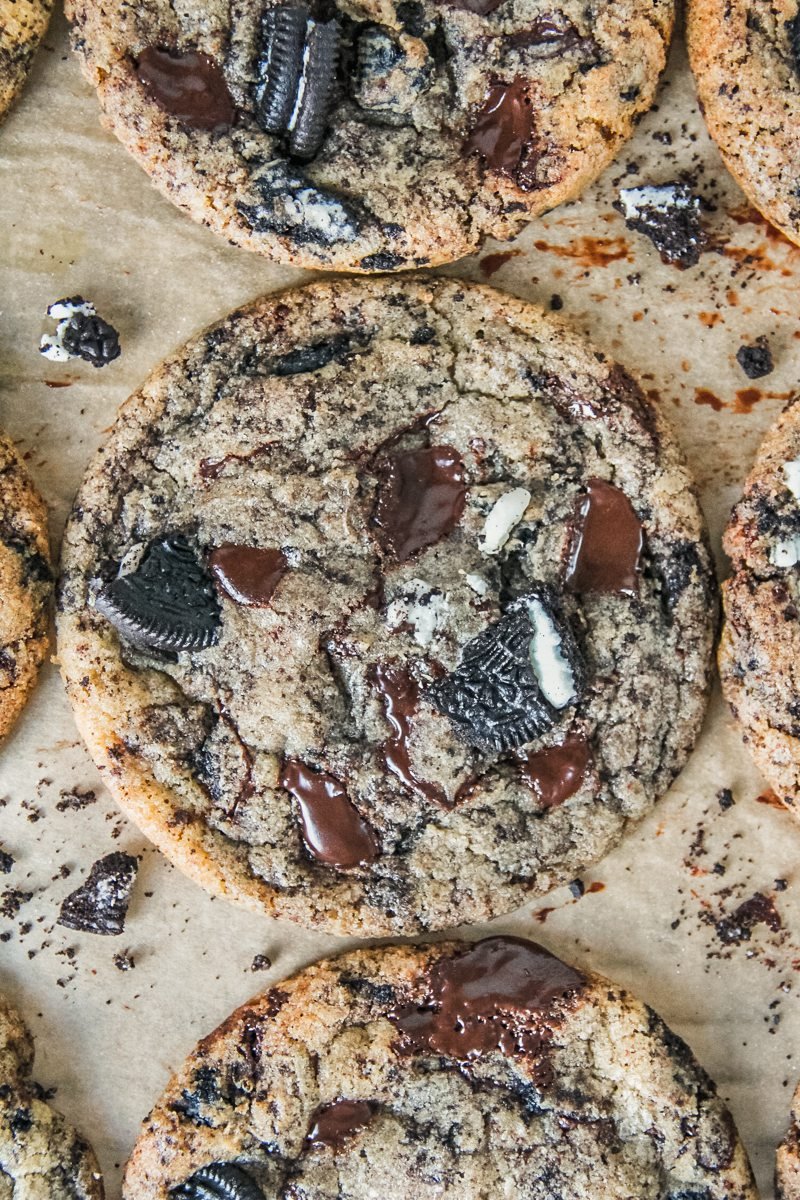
[57,851,139,935]
[255,6,340,159]
[616,183,708,268]
[174,1163,265,1199]
[94,535,221,653]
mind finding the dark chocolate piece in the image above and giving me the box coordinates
[517,734,591,807]
[209,546,288,607]
[428,588,585,752]
[305,1099,377,1150]
[390,936,584,1065]
[57,852,139,936]
[371,445,466,563]
[564,478,643,596]
[95,535,221,652]
[371,662,448,806]
[136,47,235,130]
[280,759,380,868]
[172,1162,265,1199]
[736,337,774,380]
[465,78,543,192]
[254,6,340,158]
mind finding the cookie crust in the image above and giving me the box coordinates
[57,277,715,936]
[0,0,52,121]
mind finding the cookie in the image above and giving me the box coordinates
[721,395,800,806]
[65,0,674,271]
[687,0,800,247]
[57,277,716,936]
[122,935,757,1199]
[0,0,52,121]
[0,428,52,744]
[779,1079,800,1198]
[0,993,104,1198]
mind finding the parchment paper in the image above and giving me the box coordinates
[2,11,800,1197]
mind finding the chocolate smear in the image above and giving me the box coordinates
[57,852,139,936]
[390,936,584,1071]
[281,759,379,868]
[209,546,288,607]
[466,78,545,192]
[564,478,643,595]
[517,734,591,808]
[371,662,448,807]
[305,1099,377,1151]
[136,47,235,130]
[371,445,466,563]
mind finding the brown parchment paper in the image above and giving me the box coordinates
[2,10,800,1197]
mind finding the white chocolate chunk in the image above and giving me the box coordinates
[527,598,576,709]
[480,488,531,555]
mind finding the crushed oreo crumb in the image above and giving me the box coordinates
[736,336,774,379]
[57,852,139,936]
[615,183,708,268]
[250,953,272,971]
[113,948,136,971]
[0,847,14,874]
[40,297,121,368]
[717,788,735,810]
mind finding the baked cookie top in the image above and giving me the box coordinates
[123,936,757,1199]
[66,0,673,270]
[721,394,800,806]
[57,277,715,936]
[0,0,52,120]
[779,1077,800,1199]
[0,993,104,1198]
[0,428,52,744]
[688,0,800,246]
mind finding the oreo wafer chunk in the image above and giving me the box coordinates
[174,1163,265,1199]
[57,851,139,935]
[95,534,221,652]
[254,4,340,158]
[429,587,585,752]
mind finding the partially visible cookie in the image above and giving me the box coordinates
[721,395,800,806]
[779,1080,800,1198]
[0,993,105,1198]
[123,935,757,1199]
[688,0,800,246]
[0,0,52,121]
[0,428,51,743]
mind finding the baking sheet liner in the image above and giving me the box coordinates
[2,12,800,1196]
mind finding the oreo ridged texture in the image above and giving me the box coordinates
[173,1162,266,1199]
[95,534,221,652]
[254,5,340,158]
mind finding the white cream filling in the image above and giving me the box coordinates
[464,572,489,596]
[771,537,800,568]
[40,298,97,362]
[783,459,800,501]
[480,488,531,555]
[618,184,691,220]
[527,598,575,709]
[386,580,449,647]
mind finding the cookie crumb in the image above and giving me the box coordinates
[736,336,774,380]
[250,953,272,971]
[57,852,139,936]
[0,847,14,874]
[616,183,708,268]
[40,297,121,369]
[113,949,136,971]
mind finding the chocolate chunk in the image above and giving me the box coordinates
[517,734,591,807]
[209,546,288,607]
[428,588,585,752]
[136,47,235,131]
[280,759,380,868]
[445,0,504,12]
[564,478,643,596]
[465,78,543,192]
[736,336,774,380]
[95,535,221,652]
[57,852,139,936]
[616,183,708,269]
[390,936,584,1066]
[508,14,598,58]
[239,161,367,246]
[254,6,340,159]
[173,1162,265,1199]
[371,445,466,563]
[305,1099,377,1151]
[371,662,448,806]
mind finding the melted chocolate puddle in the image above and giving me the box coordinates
[305,1099,377,1151]
[371,663,449,808]
[517,735,591,808]
[564,478,643,595]
[209,545,288,607]
[371,445,466,563]
[280,760,379,869]
[135,46,235,130]
[465,79,540,190]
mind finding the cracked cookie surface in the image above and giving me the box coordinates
[0,0,52,120]
[66,0,673,270]
[0,993,104,1198]
[122,936,757,1200]
[57,277,715,935]
[721,394,800,807]
[688,0,800,246]
[0,428,51,744]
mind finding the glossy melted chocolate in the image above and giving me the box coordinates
[517,735,591,808]
[305,1099,377,1151]
[371,446,466,563]
[280,760,379,869]
[135,47,235,131]
[209,545,288,607]
[466,79,535,179]
[564,478,643,595]
[371,662,448,807]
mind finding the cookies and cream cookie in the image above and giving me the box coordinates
[0,0,52,121]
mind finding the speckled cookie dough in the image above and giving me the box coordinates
[65,0,674,270]
[0,428,52,744]
[0,0,52,120]
[721,394,800,808]
[779,1079,800,1198]
[122,936,757,1200]
[57,277,716,936]
[0,993,105,1198]
[688,0,800,247]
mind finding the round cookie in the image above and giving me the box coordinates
[0,0,52,121]
[688,0,800,247]
[65,0,674,271]
[0,428,52,743]
[720,395,800,806]
[0,993,104,1198]
[123,936,757,1199]
[778,1079,800,1198]
[57,277,716,936]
